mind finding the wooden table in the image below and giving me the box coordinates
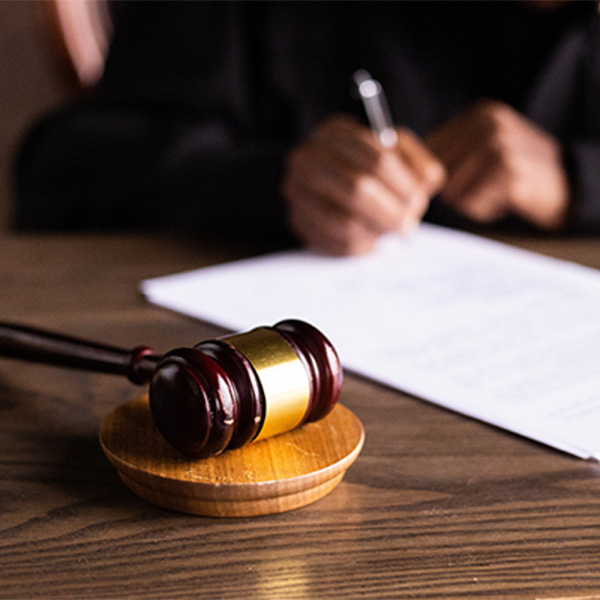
[1,232,600,599]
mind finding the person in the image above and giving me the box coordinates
[15,1,600,255]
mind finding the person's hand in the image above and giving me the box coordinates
[427,100,570,230]
[282,115,446,255]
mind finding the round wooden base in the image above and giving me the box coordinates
[99,396,364,517]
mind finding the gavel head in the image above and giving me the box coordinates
[149,319,343,458]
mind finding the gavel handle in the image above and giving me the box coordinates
[0,322,159,384]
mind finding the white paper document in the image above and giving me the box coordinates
[141,224,600,460]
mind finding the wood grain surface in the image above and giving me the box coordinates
[2,233,600,599]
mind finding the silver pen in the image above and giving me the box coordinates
[353,69,398,148]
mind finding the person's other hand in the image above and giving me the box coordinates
[282,115,446,255]
[427,100,570,230]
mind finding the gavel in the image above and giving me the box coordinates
[0,320,342,458]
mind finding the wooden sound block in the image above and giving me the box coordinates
[99,396,364,517]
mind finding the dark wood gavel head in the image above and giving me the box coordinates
[149,320,342,458]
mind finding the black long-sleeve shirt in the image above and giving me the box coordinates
[16,1,600,242]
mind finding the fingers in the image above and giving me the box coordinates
[433,139,508,222]
[447,164,508,223]
[393,127,446,230]
[282,114,446,254]
[395,127,446,197]
[286,182,379,255]
[428,100,570,230]
[307,117,429,230]
[311,116,444,204]
[286,141,407,235]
